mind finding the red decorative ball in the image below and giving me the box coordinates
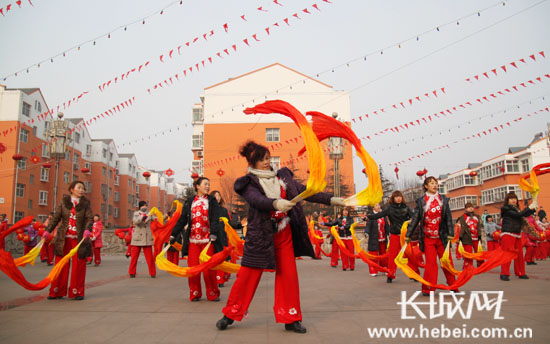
[493,230,501,241]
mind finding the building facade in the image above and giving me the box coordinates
[439,134,549,221]
[0,85,187,228]
[190,63,355,211]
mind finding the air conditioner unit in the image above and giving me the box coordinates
[197,151,203,157]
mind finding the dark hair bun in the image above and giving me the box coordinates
[239,141,257,159]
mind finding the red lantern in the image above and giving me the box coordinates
[42,162,52,168]
[362,168,366,174]
[191,172,199,179]
[30,156,40,164]
[469,171,478,177]
[12,154,23,161]
[416,170,426,179]
[81,167,90,173]
[217,168,225,177]
[165,168,175,177]
[143,171,151,180]
[493,230,501,241]
[394,166,399,179]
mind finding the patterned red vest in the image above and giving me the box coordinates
[423,194,442,239]
[66,199,78,239]
[190,195,210,243]
[464,214,479,239]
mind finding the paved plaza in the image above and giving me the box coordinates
[0,253,548,343]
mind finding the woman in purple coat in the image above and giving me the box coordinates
[216,141,344,333]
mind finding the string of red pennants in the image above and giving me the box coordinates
[389,105,550,166]
[465,50,546,83]
[0,0,34,18]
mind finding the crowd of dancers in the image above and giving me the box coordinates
[1,140,545,334]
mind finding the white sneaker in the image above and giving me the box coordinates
[369,273,378,277]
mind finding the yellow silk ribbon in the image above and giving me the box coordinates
[14,238,45,267]
[518,168,540,200]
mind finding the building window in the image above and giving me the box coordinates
[29,174,34,185]
[481,185,522,205]
[128,210,133,219]
[84,181,92,193]
[115,175,119,186]
[32,126,37,136]
[505,160,519,173]
[480,161,505,181]
[270,156,280,170]
[192,134,203,149]
[43,121,50,135]
[39,191,48,205]
[64,151,70,160]
[19,128,29,143]
[114,208,119,218]
[266,128,280,142]
[109,152,113,161]
[37,214,48,223]
[40,167,49,181]
[17,158,27,170]
[86,144,92,156]
[28,199,32,210]
[74,132,80,144]
[108,205,113,215]
[42,143,50,158]
[114,191,120,202]
[192,108,204,123]
[73,174,79,182]
[108,169,112,179]
[102,167,106,176]
[85,162,91,170]
[16,183,25,197]
[101,203,106,215]
[449,195,478,211]
[14,211,24,223]
[520,159,530,173]
[34,100,42,112]
[22,102,31,116]
[464,175,476,185]
[63,172,69,183]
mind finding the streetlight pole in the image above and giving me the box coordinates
[48,112,70,210]
[329,112,343,217]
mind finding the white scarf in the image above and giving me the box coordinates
[424,192,442,213]
[248,167,282,199]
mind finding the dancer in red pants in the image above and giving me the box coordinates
[367,191,412,283]
[364,203,388,276]
[406,177,456,295]
[499,192,536,281]
[170,177,225,301]
[88,215,103,266]
[457,203,482,269]
[323,208,355,271]
[45,181,93,300]
[128,202,156,278]
[216,141,341,333]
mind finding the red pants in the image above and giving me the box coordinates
[340,239,355,270]
[88,241,101,265]
[330,239,339,267]
[500,235,525,277]
[128,245,156,277]
[422,237,456,293]
[462,240,480,269]
[167,250,179,265]
[223,226,301,323]
[487,241,499,251]
[40,243,55,264]
[49,238,87,298]
[525,246,536,263]
[126,244,132,257]
[188,242,219,301]
[535,243,545,260]
[368,242,387,274]
[405,242,422,274]
[546,242,550,258]
[387,234,401,279]
[455,242,462,259]
[314,242,322,259]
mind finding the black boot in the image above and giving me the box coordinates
[285,321,307,334]
[216,316,234,330]
[386,277,393,283]
[500,274,510,281]
[518,275,529,279]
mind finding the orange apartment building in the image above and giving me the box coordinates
[439,133,549,221]
[0,85,187,227]
[190,63,355,210]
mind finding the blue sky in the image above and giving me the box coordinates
[1,0,549,190]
